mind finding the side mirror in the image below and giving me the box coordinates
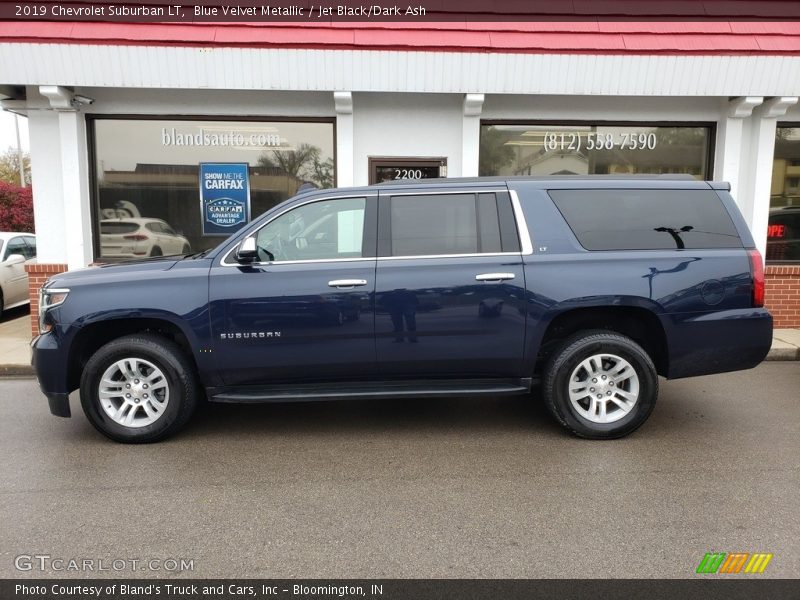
[235,237,259,264]
[4,254,25,266]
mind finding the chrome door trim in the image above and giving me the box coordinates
[509,189,533,256]
[220,186,533,266]
[377,252,520,261]
[220,192,377,267]
[383,188,507,196]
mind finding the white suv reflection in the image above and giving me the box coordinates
[100,218,191,259]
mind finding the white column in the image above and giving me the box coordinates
[747,97,799,259]
[39,86,93,269]
[714,97,763,199]
[58,111,92,269]
[26,108,67,264]
[333,91,354,187]
[461,94,484,177]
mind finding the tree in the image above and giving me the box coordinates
[258,144,334,189]
[259,143,319,179]
[0,147,31,186]
[308,155,334,189]
[653,127,707,146]
[0,181,34,232]
[478,126,515,176]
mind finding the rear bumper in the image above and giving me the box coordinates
[665,308,773,379]
[31,333,72,418]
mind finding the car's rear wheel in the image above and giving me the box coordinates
[150,246,162,257]
[542,330,658,439]
[182,244,191,254]
[80,334,198,443]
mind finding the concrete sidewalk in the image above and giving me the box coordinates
[0,311,33,376]
[0,313,797,376]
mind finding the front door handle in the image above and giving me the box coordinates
[328,279,368,289]
[475,272,515,282]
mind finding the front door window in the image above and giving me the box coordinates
[255,197,366,262]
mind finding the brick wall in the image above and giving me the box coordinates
[25,263,68,339]
[765,265,800,329]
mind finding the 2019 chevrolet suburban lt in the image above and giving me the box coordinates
[32,176,773,443]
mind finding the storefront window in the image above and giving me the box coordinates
[92,118,335,260]
[479,123,711,179]
[768,126,800,262]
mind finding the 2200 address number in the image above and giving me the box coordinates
[543,132,658,151]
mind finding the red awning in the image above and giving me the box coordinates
[1,3,799,55]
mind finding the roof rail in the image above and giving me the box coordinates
[372,174,699,187]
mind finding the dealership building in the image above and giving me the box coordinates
[1,12,799,332]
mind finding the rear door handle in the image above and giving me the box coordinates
[475,273,515,282]
[328,279,368,289]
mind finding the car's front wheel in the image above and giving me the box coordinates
[542,330,658,439]
[80,334,199,443]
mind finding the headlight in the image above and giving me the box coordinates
[38,287,69,334]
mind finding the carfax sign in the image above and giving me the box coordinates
[199,163,251,235]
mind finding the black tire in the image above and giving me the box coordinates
[150,246,163,257]
[542,330,658,439]
[181,244,191,254]
[79,334,199,443]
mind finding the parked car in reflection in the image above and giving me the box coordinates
[766,206,800,261]
[100,218,191,258]
[0,232,36,318]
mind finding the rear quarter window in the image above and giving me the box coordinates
[101,222,140,235]
[549,189,742,251]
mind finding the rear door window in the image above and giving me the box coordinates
[384,192,516,257]
[549,189,742,250]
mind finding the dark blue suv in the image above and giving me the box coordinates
[32,176,772,442]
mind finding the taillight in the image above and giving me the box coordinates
[123,234,148,241]
[747,248,765,308]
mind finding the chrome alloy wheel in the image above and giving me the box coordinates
[98,358,170,428]
[567,353,640,424]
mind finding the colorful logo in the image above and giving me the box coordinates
[696,552,773,574]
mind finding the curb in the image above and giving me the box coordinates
[765,347,800,361]
[0,365,35,377]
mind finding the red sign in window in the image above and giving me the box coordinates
[768,224,786,238]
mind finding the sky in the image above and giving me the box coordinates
[0,110,29,154]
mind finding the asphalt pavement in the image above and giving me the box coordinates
[0,363,798,579]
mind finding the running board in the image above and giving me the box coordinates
[209,378,532,403]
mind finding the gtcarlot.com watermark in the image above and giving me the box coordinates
[14,554,194,573]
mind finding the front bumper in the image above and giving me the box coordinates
[31,333,72,418]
